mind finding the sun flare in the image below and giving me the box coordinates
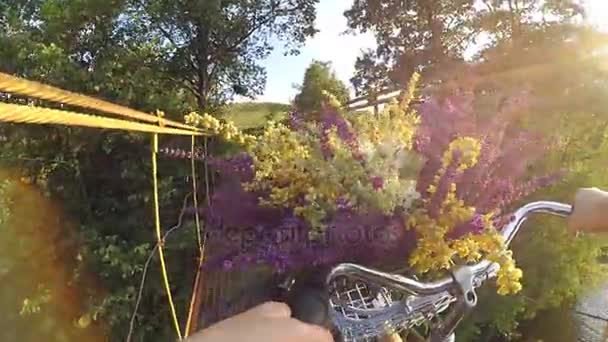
[586,0,608,29]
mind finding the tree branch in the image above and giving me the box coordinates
[454,27,481,52]
[134,0,199,73]
[165,74,198,95]
[482,0,494,13]
[203,2,295,99]
[218,13,273,56]
[194,21,211,110]
[507,0,519,41]
[207,62,221,91]
[214,1,303,60]
[445,14,457,31]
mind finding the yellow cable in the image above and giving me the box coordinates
[184,135,205,336]
[0,103,203,136]
[0,72,200,132]
[152,133,183,340]
[190,136,204,254]
[0,73,212,337]
[0,73,213,337]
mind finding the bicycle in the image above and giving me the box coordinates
[280,188,608,341]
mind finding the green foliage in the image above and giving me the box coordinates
[220,102,290,130]
[345,0,585,88]
[345,0,478,87]
[0,1,607,341]
[473,0,583,42]
[0,0,193,117]
[294,60,350,113]
[454,28,608,341]
[0,178,11,226]
[457,215,604,340]
[126,0,319,110]
[0,0,320,340]
[0,128,199,341]
[343,2,607,338]
[0,0,319,113]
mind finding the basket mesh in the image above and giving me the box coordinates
[329,276,457,341]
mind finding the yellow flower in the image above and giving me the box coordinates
[408,161,522,296]
[441,137,481,170]
[184,111,255,146]
[322,90,343,108]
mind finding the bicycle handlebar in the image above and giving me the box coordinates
[323,189,608,341]
[326,201,573,302]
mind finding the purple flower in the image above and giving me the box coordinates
[318,108,359,158]
[320,109,356,144]
[370,176,384,190]
[414,88,561,214]
[207,153,254,181]
[447,213,486,240]
[222,260,234,270]
[287,110,305,130]
[336,196,353,211]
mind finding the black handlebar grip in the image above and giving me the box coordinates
[273,268,333,329]
[286,286,330,327]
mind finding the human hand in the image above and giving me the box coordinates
[568,187,608,233]
[185,301,334,342]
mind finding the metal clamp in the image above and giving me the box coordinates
[429,265,478,342]
[451,265,478,309]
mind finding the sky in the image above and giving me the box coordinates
[252,0,375,103]
[586,0,608,29]
[250,0,608,104]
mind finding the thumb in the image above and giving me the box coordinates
[290,319,334,342]
[246,301,292,318]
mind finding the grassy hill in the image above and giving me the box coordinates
[220,102,290,130]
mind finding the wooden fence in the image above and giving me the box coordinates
[345,85,424,114]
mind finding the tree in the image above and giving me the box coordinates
[349,50,391,96]
[0,0,320,340]
[345,0,478,87]
[474,0,584,44]
[1,0,319,114]
[130,0,319,111]
[293,60,349,113]
[344,0,586,91]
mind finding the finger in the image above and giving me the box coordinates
[568,187,608,233]
[247,301,292,318]
[290,319,334,342]
[380,333,404,342]
[309,326,334,342]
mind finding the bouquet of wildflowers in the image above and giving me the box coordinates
[185,74,558,300]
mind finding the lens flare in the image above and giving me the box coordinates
[0,169,105,341]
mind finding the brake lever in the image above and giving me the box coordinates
[430,265,478,342]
